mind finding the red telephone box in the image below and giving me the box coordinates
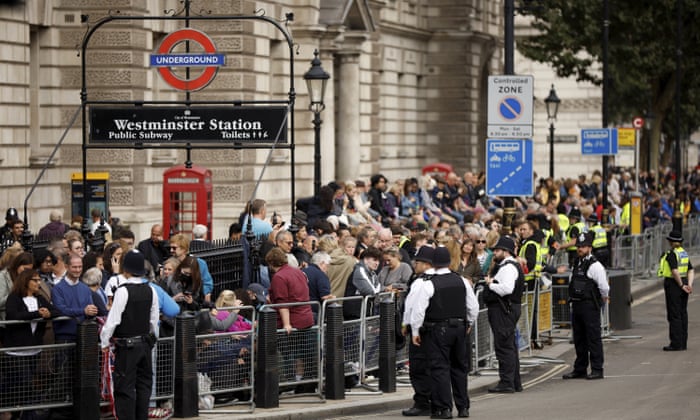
[163,165,213,240]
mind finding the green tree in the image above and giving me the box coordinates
[517,0,700,180]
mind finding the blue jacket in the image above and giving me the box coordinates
[52,279,95,341]
[198,257,214,297]
[302,263,331,313]
[146,281,180,318]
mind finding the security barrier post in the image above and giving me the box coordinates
[174,313,198,417]
[75,320,100,420]
[324,303,345,400]
[378,297,396,393]
[255,306,279,408]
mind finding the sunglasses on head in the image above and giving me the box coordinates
[476,240,487,244]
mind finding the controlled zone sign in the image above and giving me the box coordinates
[581,128,618,155]
[486,139,533,197]
[487,75,534,139]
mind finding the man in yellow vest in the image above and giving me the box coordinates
[561,208,585,268]
[517,219,543,346]
[586,214,609,268]
[658,231,694,351]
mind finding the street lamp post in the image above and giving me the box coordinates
[303,50,330,197]
[544,84,560,179]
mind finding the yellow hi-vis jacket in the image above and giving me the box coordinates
[658,247,689,278]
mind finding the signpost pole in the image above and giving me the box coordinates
[635,128,640,192]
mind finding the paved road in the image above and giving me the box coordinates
[328,290,700,420]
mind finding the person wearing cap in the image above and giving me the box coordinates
[586,213,609,268]
[100,250,159,420]
[400,246,435,417]
[246,282,269,310]
[562,231,609,380]
[561,207,585,268]
[409,247,478,419]
[483,235,524,393]
[658,231,694,351]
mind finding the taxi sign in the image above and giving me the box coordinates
[486,139,533,197]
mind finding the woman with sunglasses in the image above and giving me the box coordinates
[475,236,493,277]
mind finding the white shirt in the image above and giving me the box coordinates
[100,276,159,349]
[104,274,127,297]
[409,268,479,337]
[488,256,518,297]
[574,254,610,299]
[402,268,435,327]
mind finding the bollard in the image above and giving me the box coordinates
[324,303,345,400]
[378,298,396,393]
[255,306,279,408]
[174,313,198,418]
[607,269,632,330]
[74,320,100,420]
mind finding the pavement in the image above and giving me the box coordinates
[194,273,664,420]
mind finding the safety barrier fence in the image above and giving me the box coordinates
[196,305,256,414]
[0,281,620,418]
[610,216,700,278]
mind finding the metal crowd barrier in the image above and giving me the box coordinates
[471,289,494,373]
[319,295,365,389]
[0,340,75,415]
[600,301,611,338]
[517,292,531,355]
[537,275,554,342]
[195,305,256,414]
[259,301,324,402]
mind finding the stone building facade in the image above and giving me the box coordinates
[2,0,606,240]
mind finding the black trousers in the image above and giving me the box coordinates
[425,323,469,412]
[664,277,689,349]
[408,338,432,409]
[571,300,604,373]
[487,303,521,389]
[113,340,153,420]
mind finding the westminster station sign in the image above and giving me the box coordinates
[89,106,288,144]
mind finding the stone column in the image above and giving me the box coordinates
[335,50,361,182]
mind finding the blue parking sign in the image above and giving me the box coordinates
[581,128,618,155]
[486,139,533,197]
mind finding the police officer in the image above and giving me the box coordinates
[561,207,585,268]
[483,235,524,393]
[658,231,694,351]
[401,246,435,417]
[410,247,478,419]
[101,250,159,420]
[586,213,610,268]
[562,231,609,380]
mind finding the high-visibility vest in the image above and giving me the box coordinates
[519,238,543,281]
[566,222,585,251]
[558,213,570,233]
[620,202,631,227]
[590,224,608,249]
[658,247,689,278]
[541,228,553,264]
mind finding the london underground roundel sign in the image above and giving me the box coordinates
[150,28,225,91]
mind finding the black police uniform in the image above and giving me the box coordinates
[568,255,605,377]
[111,283,155,420]
[424,271,469,418]
[660,247,693,350]
[404,274,433,415]
[484,260,524,392]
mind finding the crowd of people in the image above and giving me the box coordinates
[0,164,698,419]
